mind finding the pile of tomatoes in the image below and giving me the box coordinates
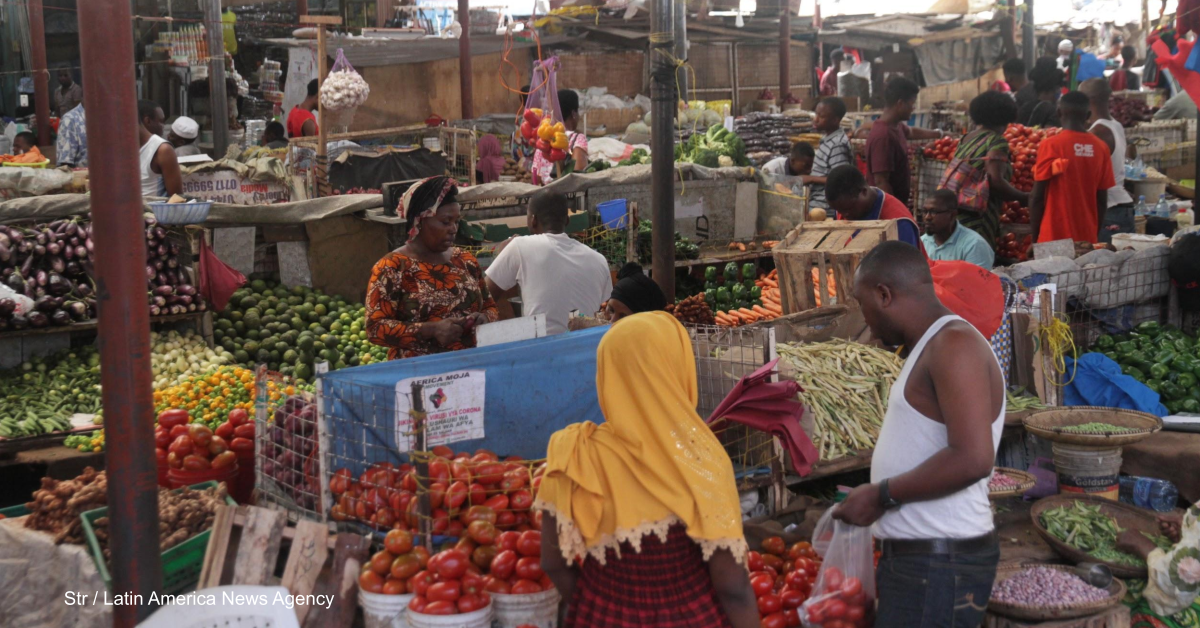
[329,446,542,537]
[1004,124,1060,192]
[1000,200,1030,224]
[747,537,821,628]
[997,232,1034,262]
[156,408,253,472]
[802,567,872,628]
[922,136,961,160]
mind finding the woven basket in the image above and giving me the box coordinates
[1022,406,1161,446]
[1030,494,1158,578]
[988,467,1036,499]
[988,563,1125,622]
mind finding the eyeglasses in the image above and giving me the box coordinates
[921,208,955,216]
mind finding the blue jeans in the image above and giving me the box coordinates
[875,542,1000,628]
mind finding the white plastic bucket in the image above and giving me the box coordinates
[491,589,561,628]
[360,589,414,628]
[407,602,493,628]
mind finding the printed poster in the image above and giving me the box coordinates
[394,370,485,452]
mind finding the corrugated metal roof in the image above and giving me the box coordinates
[264,34,571,67]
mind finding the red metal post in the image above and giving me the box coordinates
[297,0,308,17]
[77,0,161,625]
[458,0,474,119]
[779,2,791,102]
[27,0,51,147]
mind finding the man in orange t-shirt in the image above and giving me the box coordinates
[1031,91,1115,244]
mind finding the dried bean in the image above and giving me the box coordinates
[992,567,1109,607]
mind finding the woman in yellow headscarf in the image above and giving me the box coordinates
[535,312,760,628]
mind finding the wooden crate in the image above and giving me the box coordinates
[772,220,899,314]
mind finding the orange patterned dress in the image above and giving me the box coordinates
[365,249,498,360]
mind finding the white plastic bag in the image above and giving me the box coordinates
[800,509,876,628]
[0,283,34,317]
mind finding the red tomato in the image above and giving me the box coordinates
[846,604,865,623]
[823,567,845,593]
[496,510,517,529]
[785,569,810,591]
[539,574,552,590]
[484,494,510,513]
[841,576,862,599]
[475,463,506,485]
[761,612,788,628]
[500,468,529,492]
[156,447,168,465]
[758,594,782,615]
[467,520,498,545]
[457,593,489,613]
[468,482,487,506]
[516,531,541,557]
[382,578,407,595]
[413,546,431,568]
[472,450,500,463]
[461,572,486,595]
[359,569,385,593]
[210,451,236,469]
[421,600,457,615]
[515,556,544,581]
[391,553,421,580]
[509,489,533,511]
[446,481,469,511]
[227,408,249,427]
[785,608,801,627]
[750,574,774,598]
[229,437,254,453]
[748,551,765,572]
[427,581,462,603]
[187,423,213,447]
[407,596,428,613]
[207,435,229,456]
[780,588,806,609]
[169,424,190,440]
[157,409,190,429]
[491,549,518,579]
[464,505,498,526]
[385,529,414,555]
[497,531,520,552]
[409,570,435,596]
[433,549,470,580]
[824,599,848,619]
[168,434,193,456]
[510,579,542,595]
[762,554,784,573]
[154,426,170,450]
[484,577,512,594]
[214,421,234,441]
[182,454,211,471]
[472,545,497,570]
[762,536,786,556]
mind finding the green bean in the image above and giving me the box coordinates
[1060,422,1139,434]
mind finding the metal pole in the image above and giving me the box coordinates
[204,0,229,157]
[650,0,675,301]
[780,2,791,102]
[459,0,474,119]
[1022,0,1035,70]
[297,0,308,17]
[77,0,160,624]
[674,0,688,99]
[28,0,51,147]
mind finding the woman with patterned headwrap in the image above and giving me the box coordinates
[365,176,498,360]
[1118,503,1200,628]
[535,312,760,628]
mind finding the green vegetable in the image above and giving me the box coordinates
[741,263,756,280]
[1178,372,1197,390]
[1123,365,1145,380]
[1095,335,1116,350]
[724,262,740,281]
[1161,381,1183,400]
[750,286,763,300]
[716,287,731,304]
[675,124,750,167]
[704,289,716,305]
[731,283,746,300]
[1146,379,1163,393]
[1059,422,1139,434]
[1040,502,1145,567]
[1006,388,1047,412]
[1180,398,1200,413]
[1153,349,1177,365]
[1115,341,1137,356]
[1103,351,1120,363]
[1137,321,1162,336]
[617,148,650,167]
[705,267,717,282]
[1150,363,1171,380]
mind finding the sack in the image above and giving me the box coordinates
[929,260,1005,339]
[937,133,992,215]
[800,509,876,628]
[198,233,246,312]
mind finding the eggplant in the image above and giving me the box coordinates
[169,243,180,256]
[154,226,167,240]
[75,283,93,298]
[152,295,166,308]
[46,273,71,296]
[27,311,48,328]
[65,261,81,276]
[9,230,23,246]
[177,295,193,306]
[3,272,21,292]
[166,257,178,269]
[33,244,45,257]
[153,285,174,297]
[50,310,72,326]
[34,296,58,312]
[19,240,32,254]
[20,256,33,276]
[49,257,65,274]
[10,314,28,330]
[68,236,79,247]
[173,305,185,315]
[0,299,14,316]
[62,244,73,261]
[85,238,93,254]
[0,232,9,249]
[187,303,197,312]
[157,243,167,258]
[145,214,157,227]
[153,259,164,271]
[65,222,78,238]
[46,242,60,256]
[176,284,196,296]
[0,243,9,264]
[35,231,47,246]
[157,272,169,286]
[149,304,161,316]
[34,270,47,287]
[75,245,87,260]
[65,301,88,321]
[146,265,156,281]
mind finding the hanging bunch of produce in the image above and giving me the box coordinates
[145,215,206,316]
[319,49,370,112]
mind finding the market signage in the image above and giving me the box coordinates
[181,170,290,205]
[394,369,486,452]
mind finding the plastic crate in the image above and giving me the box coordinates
[79,481,236,594]
[148,201,212,225]
[0,503,30,518]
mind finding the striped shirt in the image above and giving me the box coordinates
[810,129,853,209]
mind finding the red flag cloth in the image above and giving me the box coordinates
[705,358,819,476]
[198,232,246,312]
[929,259,1005,340]
[1152,37,1200,107]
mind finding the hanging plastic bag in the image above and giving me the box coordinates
[800,509,876,628]
[517,57,564,162]
[198,232,246,313]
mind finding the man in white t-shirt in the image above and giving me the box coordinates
[485,190,612,335]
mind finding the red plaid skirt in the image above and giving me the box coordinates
[566,524,733,628]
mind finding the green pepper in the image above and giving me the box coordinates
[705,281,718,292]
[1161,381,1183,400]
[724,262,739,281]
[716,287,731,304]
[1150,363,1171,380]
[1179,372,1198,390]
[1103,351,1121,363]
[1181,399,1200,413]
[731,283,746,300]
[1115,341,1137,356]
[744,280,756,293]
[750,286,763,299]
[704,289,716,305]
[1154,349,1177,365]
[1189,387,1200,402]
[1174,356,1197,374]
[704,266,718,282]
[1174,338,1194,353]
[751,299,763,308]
[1137,321,1162,336]
[1125,350,1148,367]
[1146,379,1164,393]
[1095,335,1116,350]
[741,263,756,281]
[1122,364,1146,380]
[1165,400,1182,415]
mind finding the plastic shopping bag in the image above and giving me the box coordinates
[198,232,245,313]
[800,509,875,628]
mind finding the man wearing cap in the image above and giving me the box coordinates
[1057,40,1075,72]
[169,117,202,158]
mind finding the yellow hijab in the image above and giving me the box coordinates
[535,312,747,565]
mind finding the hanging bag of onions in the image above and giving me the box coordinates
[319,49,370,131]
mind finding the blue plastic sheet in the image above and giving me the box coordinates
[1063,353,1169,417]
[320,327,606,474]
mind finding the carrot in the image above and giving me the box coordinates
[752,305,772,317]
[761,278,778,289]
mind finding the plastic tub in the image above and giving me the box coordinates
[491,589,561,628]
[359,589,414,628]
[148,201,212,225]
[1053,443,1122,500]
[597,198,628,230]
[166,461,238,490]
[406,603,492,628]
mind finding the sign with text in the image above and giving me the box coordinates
[394,370,486,452]
[181,170,290,205]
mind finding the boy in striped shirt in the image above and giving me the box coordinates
[808,97,854,210]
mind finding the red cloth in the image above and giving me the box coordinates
[706,359,818,476]
[1151,37,1200,108]
[286,107,318,138]
[566,524,733,628]
[1109,69,1128,91]
[929,260,1005,339]
[198,233,246,312]
[1033,129,1115,244]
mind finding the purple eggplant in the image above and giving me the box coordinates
[34,296,58,312]
[75,283,93,298]
[62,244,73,261]
[46,273,71,296]
[65,261,81,276]
[153,285,174,297]
[49,257,65,274]
[35,270,47,287]
[85,238,93,254]
[20,256,33,276]
[145,214,157,227]
[0,299,14,316]
[157,243,167,258]
[35,231,47,246]
[50,310,71,326]
[46,242,61,256]
[0,243,9,264]
[0,232,9,249]
[177,295,193,306]
[33,244,45,258]
[154,226,167,241]
[157,272,169,286]
[68,236,79,247]
[10,314,28,330]
[153,259,164,271]
[149,304,161,316]
[169,243,180,256]
[146,265,156,281]
[167,257,179,269]
[176,284,196,296]
[27,311,48,328]
[65,222,78,238]
[75,245,87,260]
[64,301,88,321]
[9,230,23,246]
[152,295,166,308]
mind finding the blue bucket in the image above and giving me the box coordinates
[597,199,629,230]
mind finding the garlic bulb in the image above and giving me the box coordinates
[319,69,371,111]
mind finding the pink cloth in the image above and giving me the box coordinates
[706,359,819,476]
[476,135,506,184]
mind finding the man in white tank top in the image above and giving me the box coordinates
[137,100,183,198]
[1080,79,1136,244]
[835,241,1006,628]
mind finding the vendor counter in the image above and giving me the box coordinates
[1122,430,1200,504]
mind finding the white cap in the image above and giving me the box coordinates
[1059,39,1074,52]
[171,116,199,140]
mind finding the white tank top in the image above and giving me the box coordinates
[869,315,1005,540]
[1090,118,1133,207]
[140,134,169,197]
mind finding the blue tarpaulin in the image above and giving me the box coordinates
[320,327,606,474]
[1063,353,1169,417]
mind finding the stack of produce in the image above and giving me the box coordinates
[703,262,778,326]
[153,365,266,430]
[992,566,1110,607]
[1111,96,1155,127]
[1040,501,1170,567]
[1090,322,1200,415]
[1005,124,1060,192]
[150,329,232,389]
[212,280,387,380]
[665,294,716,325]
[144,215,206,316]
[746,537,825,628]
[23,467,108,544]
[997,232,1033,262]
[90,483,229,559]
[156,407,249,474]
[1006,388,1046,412]
[1000,200,1029,224]
[0,347,102,438]
[0,219,96,330]
[499,156,532,183]
[777,340,903,461]
[921,136,960,160]
[736,112,811,165]
[589,221,699,267]
[676,124,750,168]
[988,469,1023,492]
[262,394,321,511]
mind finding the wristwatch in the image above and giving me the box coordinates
[878,479,901,510]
